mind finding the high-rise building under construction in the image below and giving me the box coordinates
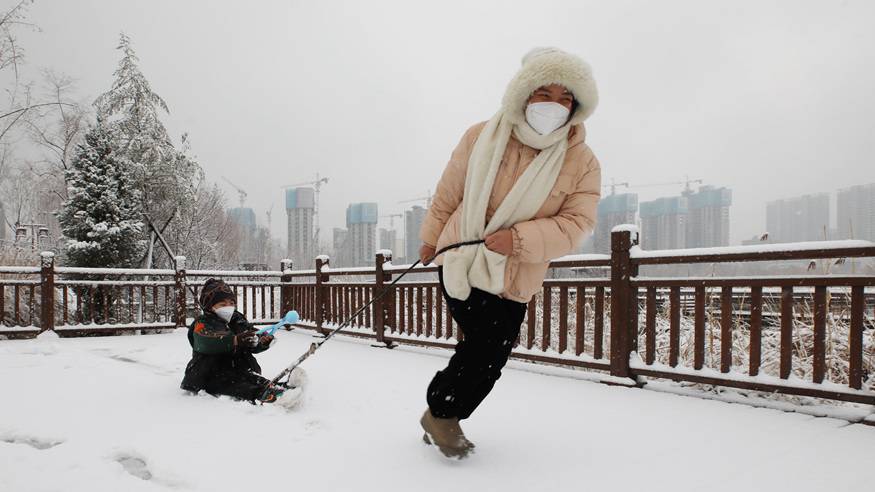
[639,196,687,250]
[405,205,427,263]
[837,183,875,242]
[346,203,378,266]
[286,187,315,269]
[594,193,638,253]
[685,186,732,248]
[228,207,257,263]
[766,193,830,243]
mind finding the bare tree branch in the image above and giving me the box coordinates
[0,101,75,121]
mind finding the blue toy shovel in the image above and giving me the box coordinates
[256,310,299,336]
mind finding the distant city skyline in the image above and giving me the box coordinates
[258,180,875,264]
[591,184,732,253]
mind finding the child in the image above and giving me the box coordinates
[180,278,284,403]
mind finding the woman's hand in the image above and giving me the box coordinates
[419,244,437,265]
[485,229,514,256]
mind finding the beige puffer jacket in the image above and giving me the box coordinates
[419,121,601,303]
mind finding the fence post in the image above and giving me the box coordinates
[629,242,640,353]
[280,259,293,316]
[374,251,392,344]
[174,256,187,328]
[609,228,638,378]
[39,252,55,333]
[315,256,329,335]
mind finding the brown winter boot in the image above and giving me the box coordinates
[420,409,475,459]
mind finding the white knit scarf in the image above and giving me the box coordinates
[442,112,571,301]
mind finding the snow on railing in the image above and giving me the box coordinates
[383,262,436,273]
[186,269,284,277]
[55,266,175,276]
[631,239,875,261]
[54,280,177,287]
[325,266,380,275]
[552,253,611,263]
[188,279,283,287]
[0,279,41,285]
[0,266,41,274]
[611,223,640,234]
[633,274,875,284]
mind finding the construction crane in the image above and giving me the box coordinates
[682,175,704,194]
[631,176,704,194]
[602,179,630,195]
[222,176,248,209]
[282,173,330,193]
[265,202,274,237]
[398,190,433,208]
[281,173,330,244]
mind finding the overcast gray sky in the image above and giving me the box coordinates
[15,0,875,246]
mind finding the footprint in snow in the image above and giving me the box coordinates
[115,454,153,480]
[1,435,64,450]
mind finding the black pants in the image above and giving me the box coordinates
[203,368,269,401]
[427,267,527,420]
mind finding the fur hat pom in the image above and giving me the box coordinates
[501,47,598,126]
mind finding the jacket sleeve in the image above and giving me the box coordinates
[228,310,254,332]
[419,123,483,248]
[229,311,271,354]
[511,152,601,263]
[191,318,236,354]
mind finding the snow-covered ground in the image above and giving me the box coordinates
[1,330,873,492]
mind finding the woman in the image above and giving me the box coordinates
[418,47,601,458]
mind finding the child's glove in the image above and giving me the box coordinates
[235,331,259,349]
[258,334,275,348]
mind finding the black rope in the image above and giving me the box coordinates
[267,239,485,389]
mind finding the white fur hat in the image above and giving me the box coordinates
[501,47,598,126]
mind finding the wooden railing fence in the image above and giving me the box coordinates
[2,231,874,407]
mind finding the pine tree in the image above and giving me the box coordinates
[92,33,244,270]
[57,122,146,268]
[94,33,200,239]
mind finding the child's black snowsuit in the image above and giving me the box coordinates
[180,310,272,401]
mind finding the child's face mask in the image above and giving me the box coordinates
[214,306,235,322]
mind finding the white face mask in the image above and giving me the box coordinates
[525,101,571,135]
[214,306,235,322]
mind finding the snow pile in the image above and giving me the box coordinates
[1,331,873,491]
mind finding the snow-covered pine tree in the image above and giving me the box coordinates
[94,33,201,264]
[94,33,174,168]
[92,33,247,270]
[57,122,146,268]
